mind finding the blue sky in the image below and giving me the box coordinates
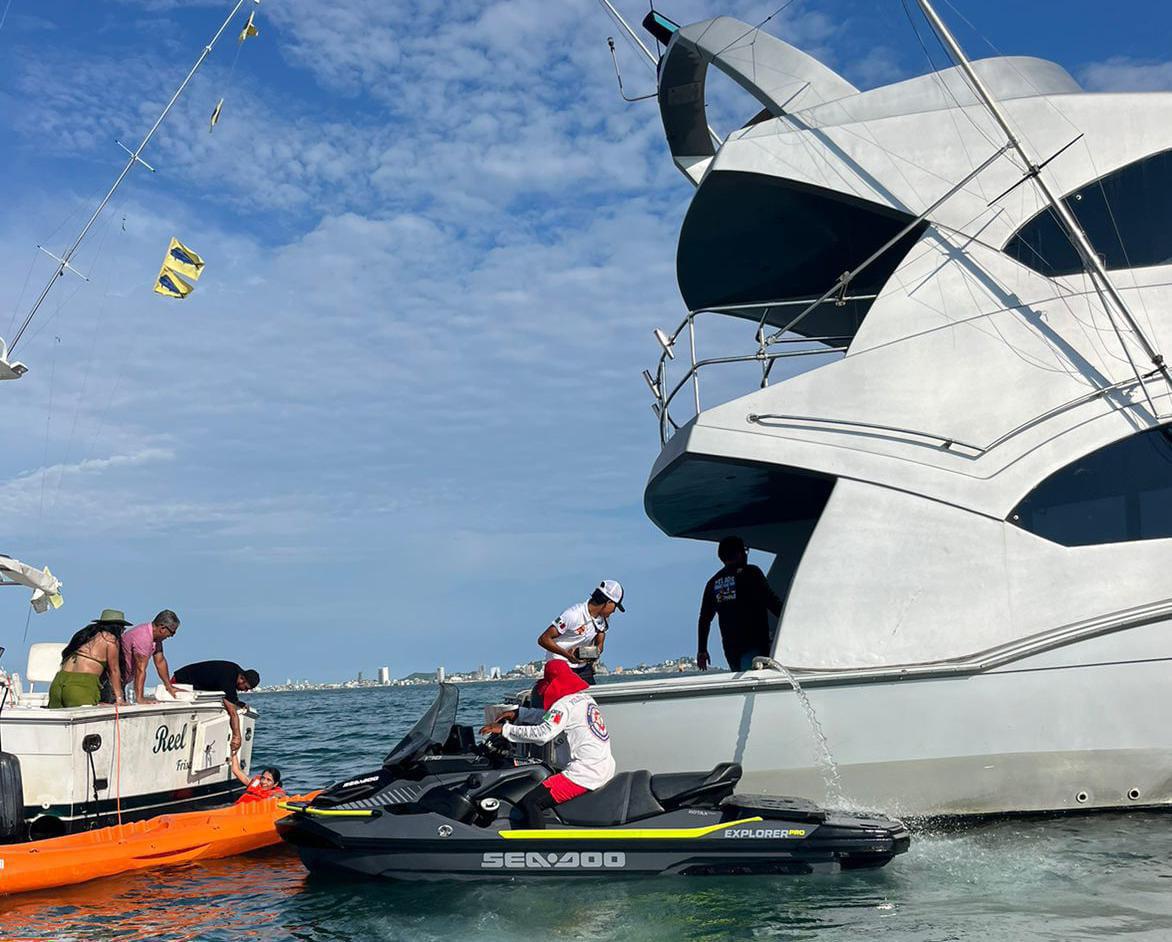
[0,0,1170,683]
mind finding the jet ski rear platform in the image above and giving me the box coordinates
[276,685,910,880]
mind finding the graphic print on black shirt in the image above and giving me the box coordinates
[698,564,783,665]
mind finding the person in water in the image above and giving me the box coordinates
[120,610,181,704]
[172,660,259,754]
[481,660,615,827]
[48,609,130,708]
[697,536,782,672]
[537,580,625,685]
[230,753,284,803]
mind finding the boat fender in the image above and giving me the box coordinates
[0,751,25,842]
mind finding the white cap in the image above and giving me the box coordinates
[598,579,625,612]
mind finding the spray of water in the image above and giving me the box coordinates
[764,659,846,806]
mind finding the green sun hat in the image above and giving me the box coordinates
[94,608,132,627]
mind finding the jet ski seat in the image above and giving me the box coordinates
[554,771,665,826]
[650,762,742,807]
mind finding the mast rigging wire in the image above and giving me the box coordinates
[9,0,253,357]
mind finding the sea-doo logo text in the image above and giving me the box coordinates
[341,775,379,788]
[481,851,626,870]
[723,827,807,839]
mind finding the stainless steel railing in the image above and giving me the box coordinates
[643,307,852,446]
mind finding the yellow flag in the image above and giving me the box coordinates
[238,11,259,42]
[154,266,194,299]
[164,237,205,281]
[209,98,224,132]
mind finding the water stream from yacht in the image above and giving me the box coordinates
[770,661,847,806]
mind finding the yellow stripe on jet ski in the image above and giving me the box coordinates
[501,816,765,840]
[278,801,375,818]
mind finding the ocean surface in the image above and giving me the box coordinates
[5,680,1172,941]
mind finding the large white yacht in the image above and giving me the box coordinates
[592,8,1172,817]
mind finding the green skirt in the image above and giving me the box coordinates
[47,670,102,708]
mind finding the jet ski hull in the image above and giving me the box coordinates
[278,686,910,881]
[277,806,909,881]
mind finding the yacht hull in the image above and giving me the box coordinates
[592,618,1172,818]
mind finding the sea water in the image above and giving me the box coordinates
[4,680,1172,941]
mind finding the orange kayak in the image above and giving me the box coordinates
[0,794,315,896]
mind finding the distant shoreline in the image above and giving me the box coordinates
[253,665,697,695]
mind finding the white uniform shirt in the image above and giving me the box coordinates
[502,691,616,790]
[546,601,607,662]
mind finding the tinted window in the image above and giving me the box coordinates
[1004,150,1172,276]
[1010,425,1172,546]
[677,170,925,338]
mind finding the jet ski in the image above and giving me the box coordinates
[277,685,909,880]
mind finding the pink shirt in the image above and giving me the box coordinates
[120,621,161,679]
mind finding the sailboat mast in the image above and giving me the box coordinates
[9,0,256,357]
[914,0,1168,408]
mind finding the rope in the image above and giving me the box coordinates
[35,336,59,527]
[712,0,800,60]
[0,0,13,36]
[114,698,122,825]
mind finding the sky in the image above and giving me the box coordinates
[0,0,1171,683]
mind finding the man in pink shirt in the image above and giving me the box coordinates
[120,610,181,703]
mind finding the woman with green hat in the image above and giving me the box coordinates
[48,609,130,708]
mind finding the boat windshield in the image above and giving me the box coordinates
[382,684,459,767]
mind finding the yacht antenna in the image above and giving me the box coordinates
[596,0,658,67]
[914,0,1169,414]
[8,0,259,361]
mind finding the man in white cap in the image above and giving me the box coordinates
[537,580,625,685]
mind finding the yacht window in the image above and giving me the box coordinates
[1004,149,1172,275]
[1010,425,1172,545]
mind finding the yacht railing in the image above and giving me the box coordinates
[645,306,855,446]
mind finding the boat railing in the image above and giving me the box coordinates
[644,307,852,446]
[646,306,1159,454]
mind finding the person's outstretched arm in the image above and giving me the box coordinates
[230,753,251,786]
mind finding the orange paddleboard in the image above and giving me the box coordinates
[0,794,316,896]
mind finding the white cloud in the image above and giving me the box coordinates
[0,0,859,677]
[1081,56,1172,92]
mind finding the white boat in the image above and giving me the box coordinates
[592,5,1172,817]
[0,1,265,841]
[2,643,256,839]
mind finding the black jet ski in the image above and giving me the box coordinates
[277,685,909,880]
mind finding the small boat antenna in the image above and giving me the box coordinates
[596,0,658,69]
[7,0,261,362]
[607,37,657,101]
[914,0,1170,415]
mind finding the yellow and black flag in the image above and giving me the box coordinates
[164,237,205,281]
[209,98,224,132]
[154,268,194,299]
[238,11,259,43]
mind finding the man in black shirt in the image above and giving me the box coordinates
[697,536,782,672]
[172,660,260,754]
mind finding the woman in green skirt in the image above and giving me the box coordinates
[48,609,129,708]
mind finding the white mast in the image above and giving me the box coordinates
[914,0,1168,414]
[7,0,259,362]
